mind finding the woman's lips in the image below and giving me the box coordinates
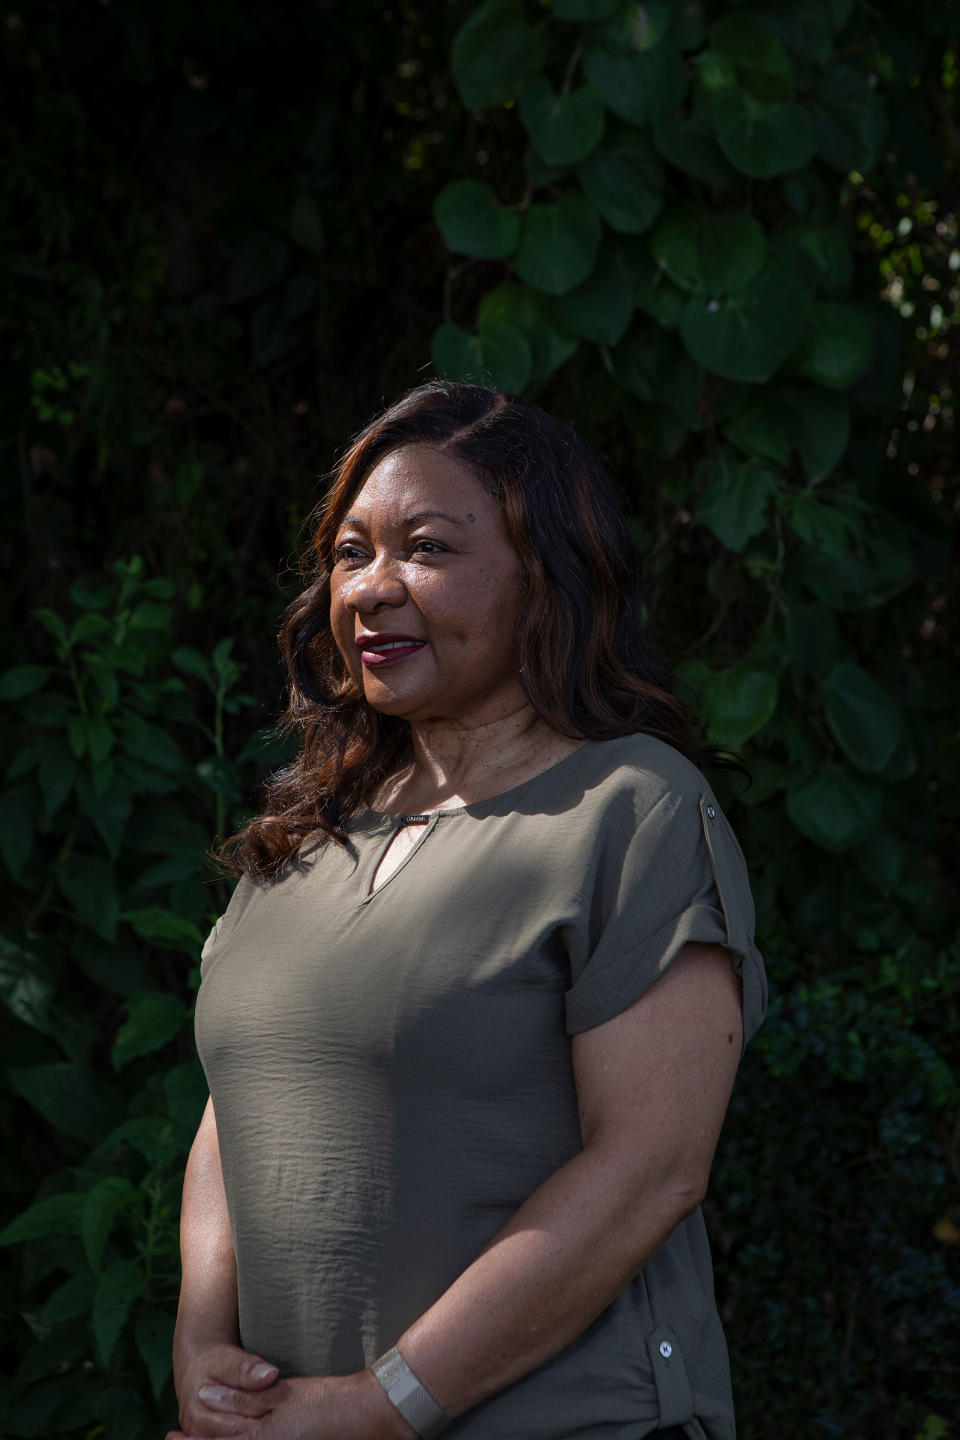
[358,639,426,667]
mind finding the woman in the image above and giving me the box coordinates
[170,382,766,1440]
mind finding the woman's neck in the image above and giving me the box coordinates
[373,707,583,814]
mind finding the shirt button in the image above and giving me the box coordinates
[706,805,716,820]
[659,1340,673,1358]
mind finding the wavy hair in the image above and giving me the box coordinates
[223,380,711,878]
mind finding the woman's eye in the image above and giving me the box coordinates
[333,542,365,562]
[413,538,446,554]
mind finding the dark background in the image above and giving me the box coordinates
[1,2,957,1436]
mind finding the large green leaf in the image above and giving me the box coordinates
[722,390,790,466]
[633,245,688,327]
[93,1257,145,1366]
[709,13,794,101]
[112,991,187,1069]
[704,212,767,293]
[58,854,118,940]
[777,218,853,298]
[164,1061,209,1135]
[695,449,779,551]
[0,665,53,699]
[522,144,571,191]
[555,265,634,346]
[121,906,206,954]
[35,735,77,818]
[41,1271,99,1327]
[584,35,686,127]
[172,644,212,686]
[576,128,664,234]
[513,193,602,296]
[518,75,605,166]
[610,318,676,400]
[711,86,815,177]
[723,384,850,479]
[786,765,883,852]
[433,180,520,259]
[196,753,244,802]
[136,1306,176,1400]
[431,318,532,394]
[0,1192,85,1245]
[680,249,813,382]
[651,202,766,294]
[649,203,701,291]
[81,1176,139,1272]
[597,0,673,52]
[820,662,903,773]
[120,711,182,772]
[654,99,741,190]
[76,775,131,859]
[476,283,578,384]
[783,387,850,479]
[807,63,886,174]
[705,666,778,745]
[788,302,874,389]
[450,0,546,108]
[788,492,858,560]
[750,0,835,65]
[8,1062,123,1144]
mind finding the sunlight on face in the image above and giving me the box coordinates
[329,446,527,728]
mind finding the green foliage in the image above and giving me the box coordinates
[708,939,960,1436]
[432,2,958,1433]
[1,562,258,1434]
[0,0,956,1437]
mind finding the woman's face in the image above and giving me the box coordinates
[329,445,527,727]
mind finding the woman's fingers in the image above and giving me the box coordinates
[172,1403,264,1438]
[198,1382,281,1417]
[207,1346,279,1390]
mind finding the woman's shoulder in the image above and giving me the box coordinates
[570,732,710,805]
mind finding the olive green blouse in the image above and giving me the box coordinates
[195,733,766,1440]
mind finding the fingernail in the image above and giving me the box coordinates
[251,1363,278,1380]
[199,1385,227,1403]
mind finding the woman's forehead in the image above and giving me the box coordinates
[343,446,496,521]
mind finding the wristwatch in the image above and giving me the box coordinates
[371,1346,450,1439]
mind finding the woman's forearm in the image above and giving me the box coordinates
[397,1138,699,1419]
[173,1096,241,1388]
[399,944,742,1421]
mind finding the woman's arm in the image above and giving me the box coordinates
[181,940,742,1440]
[173,1097,281,1437]
[400,939,743,1415]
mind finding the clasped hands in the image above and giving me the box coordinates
[168,1342,415,1440]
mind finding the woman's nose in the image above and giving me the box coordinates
[344,552,407,613]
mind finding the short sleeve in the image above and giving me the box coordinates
[564,784,767,1050]
[199,875,257,978]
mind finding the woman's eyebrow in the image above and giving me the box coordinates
[338,508,467,531]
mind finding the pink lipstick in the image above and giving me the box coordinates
[356,632,426,667]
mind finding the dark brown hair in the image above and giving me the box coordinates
[223,380,704,878]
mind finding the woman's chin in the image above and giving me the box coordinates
[361,682,431,719]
